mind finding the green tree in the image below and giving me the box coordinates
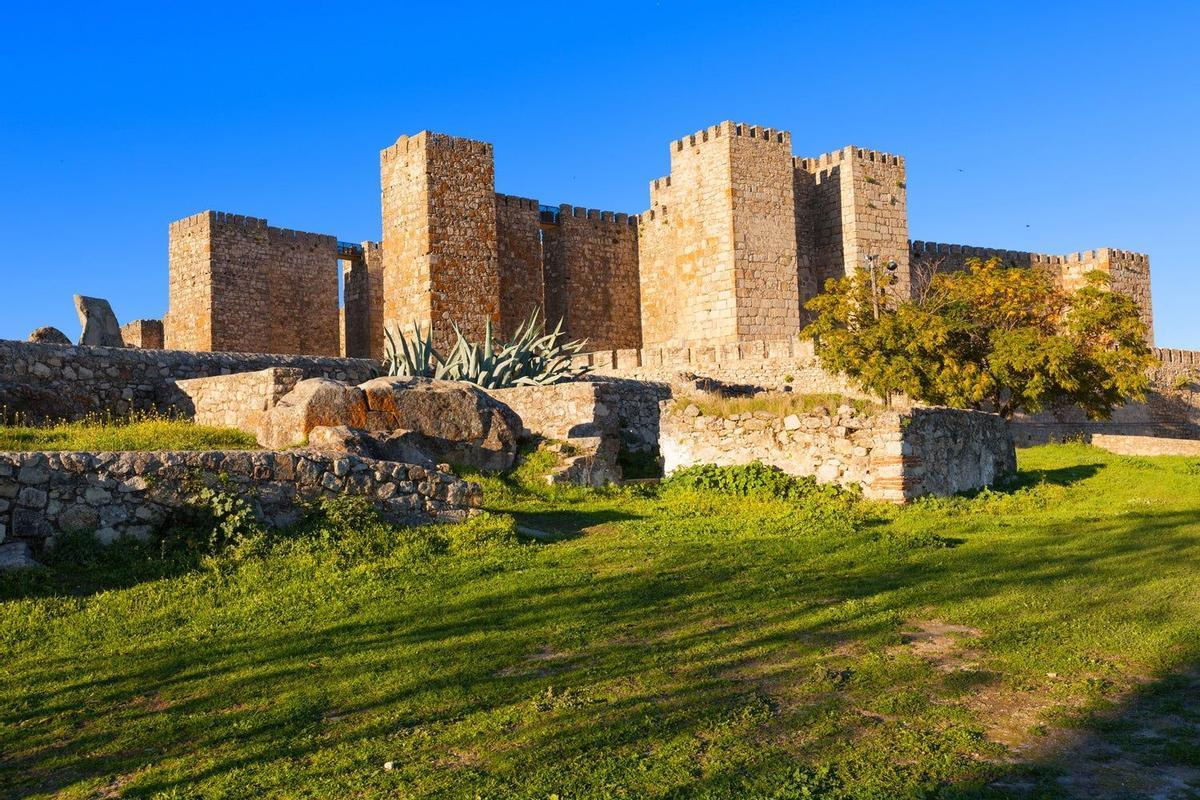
[802,258,1154,419]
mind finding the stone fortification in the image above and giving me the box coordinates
[165,211,340,355]
[342,241,384,360]
[120,319,164,350]
[0,449,481,552]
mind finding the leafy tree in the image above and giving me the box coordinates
[802,258,1154,419]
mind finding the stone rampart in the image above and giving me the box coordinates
[660,401,1015,502]
[0,449,481,551]
[0,340,377,422]
[1090,434,1200,457]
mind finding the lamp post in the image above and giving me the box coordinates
[865,254,899,320]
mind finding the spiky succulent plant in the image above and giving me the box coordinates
[383,311,590,389]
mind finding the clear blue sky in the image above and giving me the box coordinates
[2,1,1197,347]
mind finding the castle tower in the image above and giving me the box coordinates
[637,121,801,348]
[342,241,384,359]
[380,132,500,350]
[165,211,339,355]
[796,146,910,299]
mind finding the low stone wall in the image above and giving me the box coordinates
[484,378,670,454]
[660,401,1014,502]
[0,450,481,551]
[1090,434,1200,457]
[176,368,305,437]
[0,339,377,422]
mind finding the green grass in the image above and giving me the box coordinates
[0,417,257,451]
[3,445,1200,798]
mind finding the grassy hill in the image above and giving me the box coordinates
[2,445,1199,799]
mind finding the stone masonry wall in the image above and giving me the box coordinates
[660,400,1014,502]
[1090,434,1200,457]
[0,339,377,422]
[343,242,385,360]
[381,132,499,351]
[0,450,482,552]
[120,320,164,350]
[176,368,304,437]
[267,226,340,356]
[543,206,641,350]
[495,194,546,338]
[797,147,909,300]
[165,211,340,355]
[909,241,1154,345]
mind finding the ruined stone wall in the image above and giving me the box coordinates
[543,206,641,350]
[166,211,340,355]
[797,147,909,299]
[495,194,545,338]
[381,132,498,351]
[343,242,385,360]
[267,226,339,356]
[175,368,304,437]
[0,450,481,551]
[0,339,377,422]
[909,241,1154,344]
[660,401,1014,503]
[120,320,163,350]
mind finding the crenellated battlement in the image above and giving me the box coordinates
[555,204,638,227]
[496,193,539,212]
[267,225,337,245]
[796,145,904,173]
[381,131,492,163]
[910,240,1065,265]
[670,120,791,153]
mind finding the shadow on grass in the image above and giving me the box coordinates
[4,472,1200,797]
[1011,461,1106,490]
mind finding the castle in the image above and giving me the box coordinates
[162,121,1154,359]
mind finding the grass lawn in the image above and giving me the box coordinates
[0,417,257,452]
[2,444,1199,798]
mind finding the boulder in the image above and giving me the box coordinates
[306,425,437,469]
[0,541,40,572]
[27,326,71,345]
[73,295,125,347]
[358,377,521,471]
[259,379,369,450]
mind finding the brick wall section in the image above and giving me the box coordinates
[495,194,545,338]
[0,339,377,421]
[119,320,163,350]
[544,206,641,350]
[381,132,499,351]
[660,401,1015,502]
[342,242,384,360]
[909,241,1154,345]
[797,146,909,299]
[0,450,482,550]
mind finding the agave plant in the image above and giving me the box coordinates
[383,311,590,389]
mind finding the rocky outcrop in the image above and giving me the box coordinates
[27,327,71,346]
[306,425,437,469]
[358,377,522,471]
[258,379,369,450]
[73,295,125,348]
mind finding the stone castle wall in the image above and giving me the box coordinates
[909,241,1154,344]
[0,449,481,550]
[797,147,910,299]
[119,320,164,350]
[543,206,641,350]
[165,211,340,355]
[495,195,546,338]
[381,132,499,351]
[0,339,376,422]
[343,242,384,360]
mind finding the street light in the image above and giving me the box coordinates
[866,255,899,320]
